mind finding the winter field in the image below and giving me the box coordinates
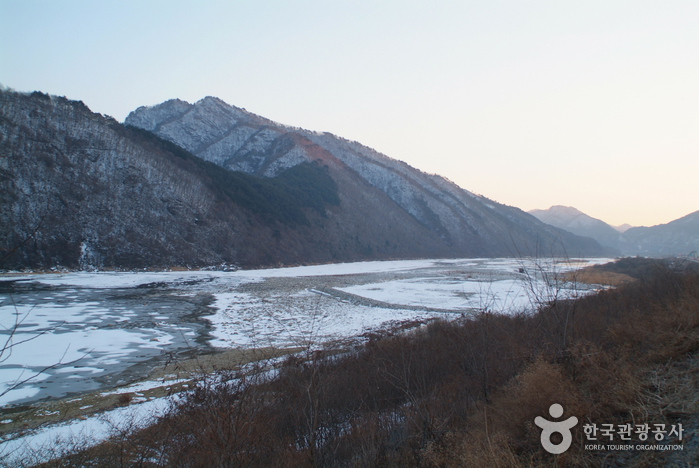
[0,257,610,461]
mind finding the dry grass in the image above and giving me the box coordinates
[564,268,636,286]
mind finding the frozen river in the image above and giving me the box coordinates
[0,257,608,407]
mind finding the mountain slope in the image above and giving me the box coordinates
[620,210,699,257]
[529,205,622,251]
[0,90,450,269]
[530,205,699,257]
[126,97,608,259]
[0,89,608,271]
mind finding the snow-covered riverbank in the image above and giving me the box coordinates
[1,257,608,408]
[0,257,611,463]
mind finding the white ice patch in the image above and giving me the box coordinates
[0,397,170,466]
[337,276,532,312]
[206,290,445,350]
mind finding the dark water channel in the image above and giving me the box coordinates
[0,277,218,406]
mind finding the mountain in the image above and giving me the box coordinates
[125,97,609,257]
[614,224,633,233]
[1,90,346,269]
[530,205,699,258]
[0,89,608,271]
[528,206,623,251]
[620,211,699,257]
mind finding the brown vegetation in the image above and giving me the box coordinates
[31,259,699,466]
[564,268,635,286]
[0,347,299,441]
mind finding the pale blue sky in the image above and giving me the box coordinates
[2,1,698,226]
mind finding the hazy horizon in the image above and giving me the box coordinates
[2,1,697,227]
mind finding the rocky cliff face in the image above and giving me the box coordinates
[1,90,607,271]
[127,97,607,260]
[126,97,306,177]
[1,91,245,268]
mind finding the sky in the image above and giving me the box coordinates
[1,1,697,227]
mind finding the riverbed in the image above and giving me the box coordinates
[0,257,608,407]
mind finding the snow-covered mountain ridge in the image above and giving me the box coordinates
[127,96,606,259]
[1,89,608,270]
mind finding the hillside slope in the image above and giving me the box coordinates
[530,205,699,257]
[0,90,447,269]
[0,90,609,270]
[529,205,623,251]
[126,97,607,259]
[621,210,699,257]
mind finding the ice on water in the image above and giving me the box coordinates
[1,257,608,407]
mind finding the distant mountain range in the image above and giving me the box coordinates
[614,223,633,233]
[1,89,609,270]
[529,206,699,258]
[528,206,624,251]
